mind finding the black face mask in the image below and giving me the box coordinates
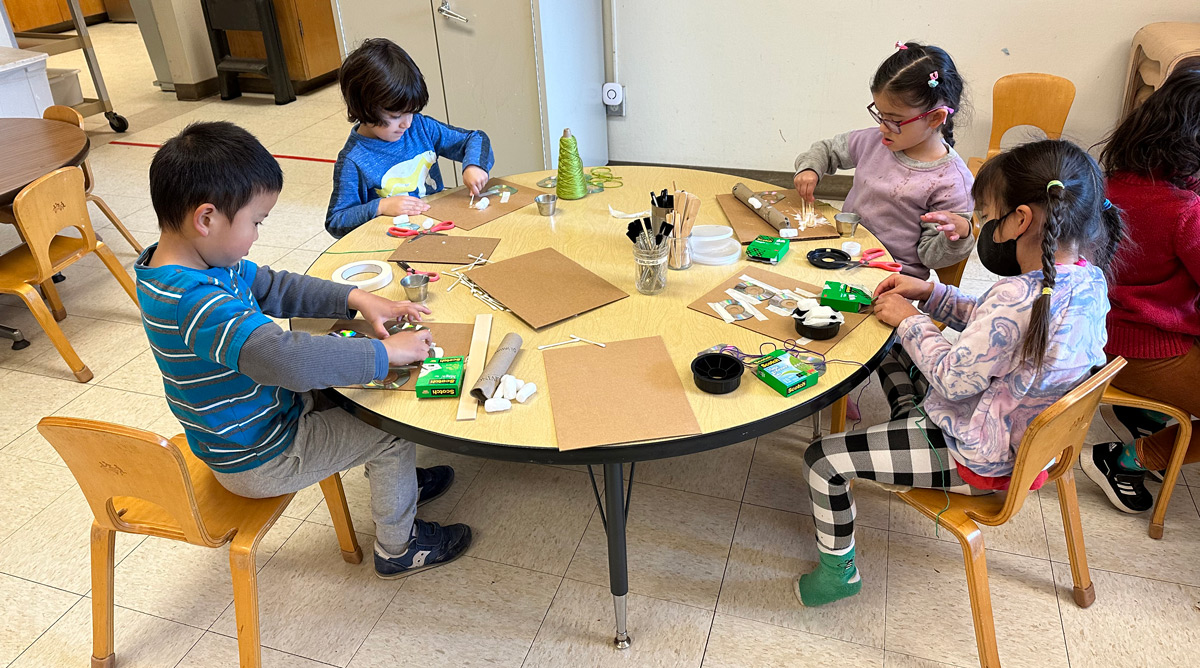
[977,213,1023,276]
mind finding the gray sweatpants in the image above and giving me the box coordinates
[214,391,417,552]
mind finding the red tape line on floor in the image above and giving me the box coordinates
[109,141,336,164]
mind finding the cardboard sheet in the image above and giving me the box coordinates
[422,178,538,231]
[716,191,841,244]
[465,248,628,330]
[543,336,701,450]
[387,234,501,266]
[328,320,475,391]
[686,265,871,354]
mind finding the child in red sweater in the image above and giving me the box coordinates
[1083,68,1200,513]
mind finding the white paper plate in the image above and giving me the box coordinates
[691,238,742,265]
[690,224,734,243]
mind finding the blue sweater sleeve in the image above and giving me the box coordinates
[420,116,495,172]
[326,154,381,238]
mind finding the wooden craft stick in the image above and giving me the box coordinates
[456,314,493,421]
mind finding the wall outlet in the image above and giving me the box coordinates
[603,83,626,117]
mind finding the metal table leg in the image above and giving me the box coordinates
[602,462,632,649]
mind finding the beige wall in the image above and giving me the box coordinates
[604,2,1200,170]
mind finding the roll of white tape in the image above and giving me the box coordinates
[841,241,862,258]
[332,260,393,292]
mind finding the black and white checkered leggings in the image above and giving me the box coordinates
[803,345,991,553]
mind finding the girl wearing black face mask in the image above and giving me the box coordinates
[796,139,1120,609]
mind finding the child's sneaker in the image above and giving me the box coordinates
[416,465,454,506]
[794,548,862,607]
[1081,442,1153,513]
[1101,406,1170,482]
[374,519,472,579]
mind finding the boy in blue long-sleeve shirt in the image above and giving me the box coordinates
[326,38,495,238]
[138,121,472,578]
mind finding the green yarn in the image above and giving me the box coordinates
[556,129,588,200]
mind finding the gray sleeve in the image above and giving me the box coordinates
[917,219,976,270]
[251,265,355,319]
[238,323,389,392]
[793,132,856,178]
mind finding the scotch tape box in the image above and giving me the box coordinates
[415,356,465,398]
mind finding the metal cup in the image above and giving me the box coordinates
[535,194,558,216]
[834,212,861,238]
[400,274,429,303]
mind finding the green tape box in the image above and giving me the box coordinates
[746,235,790,264]
[753,350,818,397]
[820,280,872,313]
[415,356,465,398]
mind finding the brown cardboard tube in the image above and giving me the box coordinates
[470,332,523,402]
[732,182,794,234]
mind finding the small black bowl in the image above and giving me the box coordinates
[793,308,841,340]
[806,247,851,270]
[691,353,744,394]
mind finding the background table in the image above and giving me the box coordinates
[294,166,896,647]
[0,117,90,205]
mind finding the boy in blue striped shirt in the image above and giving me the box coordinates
[325,38,495,238]
[135,121,471,578]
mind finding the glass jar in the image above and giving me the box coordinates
[633,243,669,295]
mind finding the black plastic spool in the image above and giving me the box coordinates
[691,353,744,394]
[792,308,841,340]
[806,247,851,270]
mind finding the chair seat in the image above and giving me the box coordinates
[113,434,293,547]
[0,235,90,289]
[898,487,1008,529]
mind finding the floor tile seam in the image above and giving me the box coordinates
[0,426,69,466]
[170,631,207,668]
[6,592,83,668]
[192,625,343,666]
[558,574,718,614]
[519,574,569,668]
[711,608,893,655]
[0,483,82,555]
[701,501,746,667]
[342,574,410,668]
[1044,560,1200,590]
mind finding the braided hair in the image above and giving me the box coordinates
[972,140,1122,368]
[870,42,965,146]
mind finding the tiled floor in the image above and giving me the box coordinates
[2,22,1198,668]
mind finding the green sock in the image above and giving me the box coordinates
[795,548,862,607]
[1117,442,1146,472]
[1140,409,1170,427]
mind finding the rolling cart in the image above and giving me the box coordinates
[15,0,129,132]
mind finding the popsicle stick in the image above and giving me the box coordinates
[456,314,494,421]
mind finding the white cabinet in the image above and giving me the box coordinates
[333,0,608,181]
[0,46,52,118]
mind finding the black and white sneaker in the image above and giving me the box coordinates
[1100,406,1168,483]
[374,519,472,579]
[416,465,455,506]
[1081,442,1153,513]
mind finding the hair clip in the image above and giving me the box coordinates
[1041,287,1053,296]
[1102,198,1113,210]
[895,41,908,50]
[1046,179,1064,193]
[927,71,939,88]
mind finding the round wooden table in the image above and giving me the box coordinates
[296,166,896,647]
[0,118,90,205]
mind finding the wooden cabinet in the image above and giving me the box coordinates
[226,0,341,90]
[4,0,107,32]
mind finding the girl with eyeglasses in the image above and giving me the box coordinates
[793,41,974,280]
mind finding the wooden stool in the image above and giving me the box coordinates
[895,357,1125,668]
[200,0,296,105]
[1122,22,1200,117]
[38,417,363,668]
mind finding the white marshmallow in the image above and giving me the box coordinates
[500,191,511,203]
[499,376,518,400]
[422,219,435,230]
[475,197,490,210]
[394,214,410,224]
[747,197,762,209]
[513,378,525,392]
[484,397,512,413]
[515,382,537,403]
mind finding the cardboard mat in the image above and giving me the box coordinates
[422,178,538,231]
[686,265,871,354]
[715,191,841,244]
[543,336,701,450]
[387,234,501,266]
[466,248,628,330]
[328,319,475,391]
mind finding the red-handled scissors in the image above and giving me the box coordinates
[387,220,455,239]
[395,261,440,282]
[842,247,902,272]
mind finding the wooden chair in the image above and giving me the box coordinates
[967,73,1077,176]
[4,167,139,382]
[37,417,363,668]
[1100,387,1192,539]
[895,356,1125,668]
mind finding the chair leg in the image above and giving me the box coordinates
[952,523,1001,668]
[319,474,363,564]
[16,284,92,382]
[1149,419,1192,540]
[39,278,67,321]
[830,396,848,433]
[1056,470,1096,607]
[90,523,116,668]
[229,543,263,668]
[88,194,144,253]
[93,242,139,306]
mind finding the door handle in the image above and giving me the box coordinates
[438,0,468,23]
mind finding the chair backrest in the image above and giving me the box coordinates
[984,73,1077,160]
[970,357,1126,526]
[11,167,98,283]
[42,104,85,129]
[37,417,228,547]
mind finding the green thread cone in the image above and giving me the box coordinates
[556,129,588,200]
